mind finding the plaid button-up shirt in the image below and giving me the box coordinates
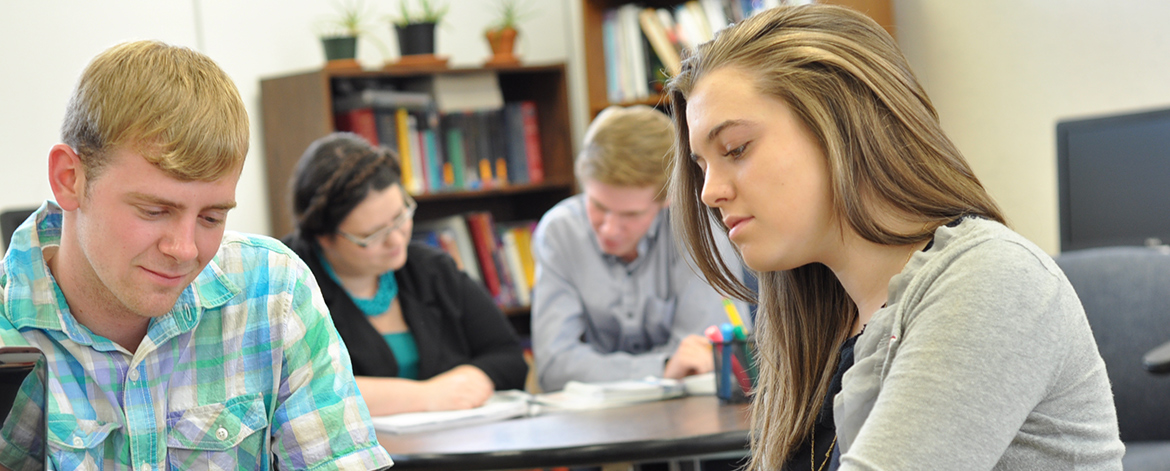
[0,202,392,470]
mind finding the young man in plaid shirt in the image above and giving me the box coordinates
[0,40,393,470]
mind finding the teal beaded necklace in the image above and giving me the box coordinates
[316,248,398,317]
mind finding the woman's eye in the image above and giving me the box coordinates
[724,143,748,158]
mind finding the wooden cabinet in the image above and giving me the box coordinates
[580,0,895,118]
[259,63,576,240]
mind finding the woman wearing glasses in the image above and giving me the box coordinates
[282,132,528,416]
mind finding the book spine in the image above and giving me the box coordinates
[466,213,502,299]
[405,112,425,194]
[520,101,544,183]
[395,108,415,194]
[500,229,530,306]
[435,229,465,271]
[336,107,379,146]
[445,123,467,190]
[424,129,442,192]
[504,103,529,185]
[475,110,496,187]
[511,224,536,292]
[374,108,399,152]
[602,9,622,103]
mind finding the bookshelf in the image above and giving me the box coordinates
[581,0,895,117]
[260,63,576,330]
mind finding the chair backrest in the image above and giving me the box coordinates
[1,207,36,252]
[1055,246,1170,442]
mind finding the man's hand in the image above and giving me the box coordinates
[420,364,495,411]
[663,334,714,379]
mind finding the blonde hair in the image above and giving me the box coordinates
[665,5,1004,469]
[575,105,673,200]
[62,40,249,182]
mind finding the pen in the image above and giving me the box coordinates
[722,298,745,330]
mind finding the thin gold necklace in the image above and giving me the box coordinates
[811,425,837,471]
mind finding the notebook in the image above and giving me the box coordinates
[370,390,535,435]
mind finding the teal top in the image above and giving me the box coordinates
[383,331,419,380]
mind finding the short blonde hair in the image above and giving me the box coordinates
[575,105,673,200]
[62,40,249,182]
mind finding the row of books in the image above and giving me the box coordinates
[413,213,537,309]
[333,87,545,195]
[603,0,808,103]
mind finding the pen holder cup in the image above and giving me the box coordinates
[712,338,757,404]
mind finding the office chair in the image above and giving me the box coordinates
[1055,246,1170,470]
[1,207,36,252]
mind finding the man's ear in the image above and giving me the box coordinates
[47,144,87,211]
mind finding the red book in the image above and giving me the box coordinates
[519,101,544,183]
[465,212,502,298]
[334,107,379,146]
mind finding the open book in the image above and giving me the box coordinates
[534,374,714,411]
[370,390,535,434]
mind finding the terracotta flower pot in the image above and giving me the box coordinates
[485,27,519,65]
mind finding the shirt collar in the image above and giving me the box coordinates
[2,201,241,346]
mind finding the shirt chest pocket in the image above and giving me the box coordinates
[47,416,121,470]
[166,393,270,470]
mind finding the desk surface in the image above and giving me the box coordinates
[378,395,751,470]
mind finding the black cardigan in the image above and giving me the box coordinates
[282,233,528,390]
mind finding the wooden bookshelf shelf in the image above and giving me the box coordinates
[259,62,576,239]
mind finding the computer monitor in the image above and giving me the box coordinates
[1056,106,1170,252]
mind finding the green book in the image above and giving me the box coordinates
[446,127,466,190]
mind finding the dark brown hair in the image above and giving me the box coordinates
[290,132,403,239]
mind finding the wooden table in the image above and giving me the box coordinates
[377,395,751,470]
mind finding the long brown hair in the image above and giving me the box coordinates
[664,5,1004,469]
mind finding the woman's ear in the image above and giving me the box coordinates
[47,144,87,211]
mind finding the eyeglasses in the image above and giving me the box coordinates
[337,193,417,248]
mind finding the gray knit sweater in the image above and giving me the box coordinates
[833,217,1124,470]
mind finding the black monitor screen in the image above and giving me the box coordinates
[1057,106,1170,252]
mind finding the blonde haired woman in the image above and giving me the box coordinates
[667,5,1122,470]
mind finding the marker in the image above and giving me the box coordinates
[704,325,723,343]
[722,298,745,329]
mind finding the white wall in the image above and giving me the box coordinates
[8,2,1167,252]
[0,0,572,237]
[893,0,1170,253]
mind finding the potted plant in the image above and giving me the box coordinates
[318,0,372,68]
[484,0,535,66]
[391,0,448,58]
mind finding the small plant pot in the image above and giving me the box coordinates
[485,27,519,65]
[395,22,437,56]
[321,36,358,61]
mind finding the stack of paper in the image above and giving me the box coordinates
[370,390,534,434]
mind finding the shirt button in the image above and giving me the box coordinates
[72,437,83,447]
[216,428,229,440]
[128,369,139,381]
[142,464,152,471]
